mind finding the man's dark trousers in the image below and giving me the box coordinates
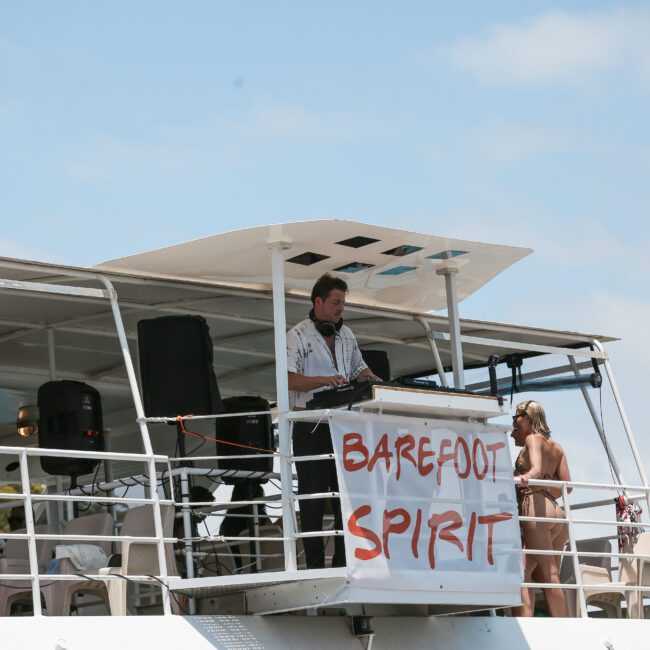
[293,420,346,569]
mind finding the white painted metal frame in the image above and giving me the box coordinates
[516,475,650,619]
[436,261,464,388]
[567,354,626,489]
[269,239,298,571]
[0,272,173,615]
[592,340,649,489]
[2,254,649,619]
[414,316,448,386]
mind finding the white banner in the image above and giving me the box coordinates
[330,413,522,594]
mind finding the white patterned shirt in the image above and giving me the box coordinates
[286,318,368,409]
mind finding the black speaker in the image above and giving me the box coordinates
[137,315,223,418]
[361,349,391,381]
[37,380,104,477]
[217,396,274,484]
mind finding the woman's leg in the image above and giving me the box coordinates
[512,538,537,617]
[521,557,537,616]
[550,517,569,573]
[523,494,568,617]
[549,514,570,615]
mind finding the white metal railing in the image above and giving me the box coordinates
[157,416,645,620]
[0,271,176,614]
[2,243,648,621]
[0,445,173,617]
[0,247,646,618]
[3,443,650,618]
[516,475,649,618]
[169,460,650,619]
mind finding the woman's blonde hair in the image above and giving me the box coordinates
[515,400,551,438]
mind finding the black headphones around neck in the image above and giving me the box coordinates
[309,308,343,337]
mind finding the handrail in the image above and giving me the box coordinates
[0,445,168,462]
[4,261,645,618]
[3,464,649,617]
[2,401,648,618]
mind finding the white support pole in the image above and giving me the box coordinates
[55,476,65,530]
[436,263,464,389]
[414,317,448,387]
[179,468,197,614]
[563,483,588,618]
[253,501,262,573]
[97,275,171,616]
[592,340,649,490]
[567,355,626,488]
[268,239,298,571]
[65,483,74,521]
[46,328,63,534]
[47,327,56,378]
[102,430,117,538]
[180,469,194,579]
[19,451,42,616]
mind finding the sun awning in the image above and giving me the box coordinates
[0,254,615,459]
[95,220,533,312]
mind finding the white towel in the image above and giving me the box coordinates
[55,544,108,571]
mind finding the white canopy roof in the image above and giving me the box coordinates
[95,220,532,312]
[0,250,615,475]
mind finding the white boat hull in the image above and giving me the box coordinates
[4,615,648,649]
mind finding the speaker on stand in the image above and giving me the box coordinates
[217,396,274,484]
[37,380,104,518]
[137,314,224,577]
[216,396,274,573]
[137,314,224,462]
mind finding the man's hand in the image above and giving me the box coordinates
[288,372,349,393]
[322,375,348,388]
[356,368,381,382]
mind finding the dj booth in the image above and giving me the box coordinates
[247,381,525,614]
[307,379,507,418]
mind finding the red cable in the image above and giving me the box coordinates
[175,416,276,455]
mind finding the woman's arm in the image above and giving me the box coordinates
[519,434,543,488]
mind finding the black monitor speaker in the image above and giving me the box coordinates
[217,396,274,484]
[137,315,223,418]
[361,349,391,381]
[38,380,104,477]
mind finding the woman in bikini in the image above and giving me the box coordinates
[512,399,571,617]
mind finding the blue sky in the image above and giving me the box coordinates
[1,2,649,487]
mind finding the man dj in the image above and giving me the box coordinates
[287,273,379,568]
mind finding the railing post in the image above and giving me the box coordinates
[97,275,171,615]
[268,239,298,571]
[45,328,64,534]
[414,317,448,387]
[180,468,197,614]
[563,482,587,618]
[568,354,626,488]
[592,340,649,497]
[19,451,42,616]
[436,261,464,388]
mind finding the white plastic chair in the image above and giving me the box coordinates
[560,538,627,618]
[98,503,177,616]
[0,524,55,616]
[626,532,650,618]
[235,523,285,573]
[41,512,114,616]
